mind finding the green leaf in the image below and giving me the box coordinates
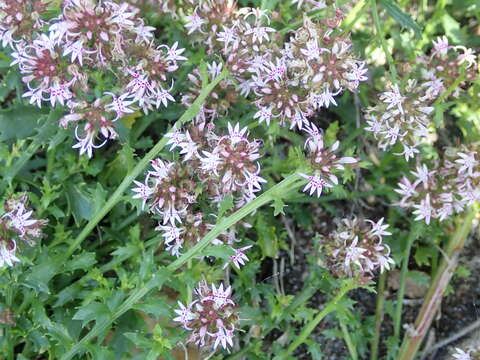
[73,302,111,328]
[271,198,286,216]
[65,184,94,224]
[102,144,135,185]
[0,104,48,141]
[380,0,423,38]
[217,194,234,218]
[414,246,433,267]
[132,297,171,319]
[202,245,235,260]
[24,257,60,294]
[65,252,97,272]
[324,121,339,146]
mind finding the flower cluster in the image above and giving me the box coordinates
[133,122,262,261]
[181,2,367,129]
[318,217,394,279]
[173,281,239,351]
[0,0,50,48]
[253,13,367,128]
[395,144,480,224]
[419,36,477,99]
[181,3,282,121]
[365,80,435,161]
[299,123,357,197]
[7,0,185,157]
[366,37,477,161]
[0,194,47,267]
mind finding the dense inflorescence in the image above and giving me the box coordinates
[318,217,394,279]
[133,122,261,262]
[0,194,47,267]
[180,2,367,129]
[365,79,435,161]
[365,37,477,161]
[173,281,239,351]
[5,0,186,157]
[395,143,480,224]
[252,13,368,128]
[419,36,478,99]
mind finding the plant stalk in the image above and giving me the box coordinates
[60,172,305,360]
[394,222,423,341]
[396,208,477,360]
[65,67,229,259]
[370,0,399,84]
[370,270,387,360]
[278,281,359,359]
[340,318,358,360]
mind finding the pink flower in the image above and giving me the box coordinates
[224,245,253,269]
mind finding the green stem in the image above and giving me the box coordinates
[339,318,358,360]
[65,67,229,259]
[397,209,477,360]
[394,222,422,342]
[279,281,358,359]
[370,270,387,360]
[60,172,305,360]
[370,0,398,84]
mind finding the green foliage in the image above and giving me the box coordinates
[0,1,478,360]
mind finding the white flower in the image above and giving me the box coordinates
[254,106,274,125]
[72,129,106,158]
[452,348,472,360]
[132,180,153,210]
[455,46,477,68]
[212,327,234,350]
[184,10,206,34]
[432,36,450,56]
[173,301,196,330]
[0,241,20,268]
[366,217,392,239]
[299,173,333,198]
[413,194,433,224]
[224,245,253,269]
[455,151,478,176]
[381,84,405,114]
[210,284,234,308]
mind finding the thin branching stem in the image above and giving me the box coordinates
[397,208,477,360]
[394,222,423,343]
[278,281,359,359]
[370,270,387,360]
[64,67,229,259]
[339,317,358,360]
[60,172,305,360]
[370,0,399,84]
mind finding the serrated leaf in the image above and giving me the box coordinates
[202,245,235,260]
[380,0,422,38]
[324,121,339,146]
[65,252,97,272]
[65,184,94,224]
[271,198,286,216]
[73,302,111,328]
[132,297,171,319]
[24,258,60,294]
[0,104,48,141]
[217,194,234,218]
[54,282,83,307]
[102,144,135,185]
